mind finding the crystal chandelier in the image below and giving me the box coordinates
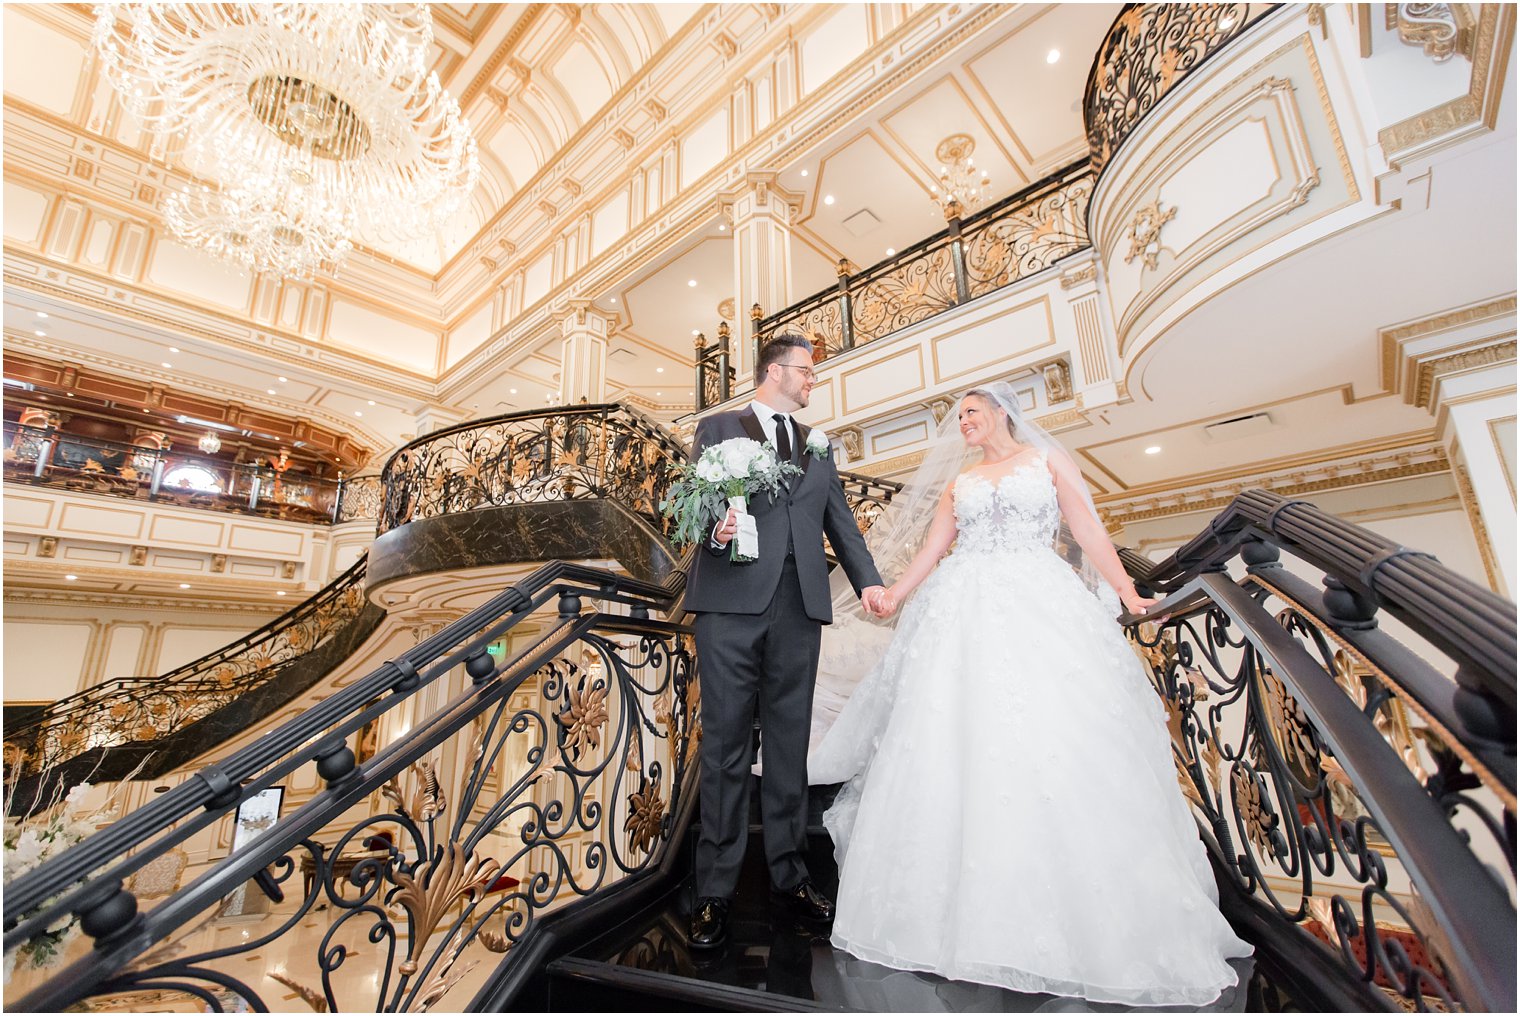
[197,431,223,455]
[94,3,478,278]
[928,134,990,218]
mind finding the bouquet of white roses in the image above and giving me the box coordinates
[3,784,104,982]
[660,437,801,562]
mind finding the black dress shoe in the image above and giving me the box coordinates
[688,896,731,951]
[770,879,835,925]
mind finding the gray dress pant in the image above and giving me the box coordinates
[692,556,822,899]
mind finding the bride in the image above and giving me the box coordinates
[809,382,1252,1006]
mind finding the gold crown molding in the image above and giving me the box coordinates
[1102,447,1452,528]
[440,2,1007,331]
[456,5,542,106]
[1378,294,1517,388]
[1409,338,1517,410]
[854,448,929,478]
[1,587,287,613]
[1377,4,1512,162]
[3,251,436,398]
[1452,461,1505,593]
[1088,421,1443,500]
[444,1,779,282]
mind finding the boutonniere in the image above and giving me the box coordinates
[805,428,831,460]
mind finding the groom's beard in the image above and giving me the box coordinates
[782,376,811,409]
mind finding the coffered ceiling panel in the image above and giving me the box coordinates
[881,76,1027,191]
[965,3,1122,168]
[1,11,84,116]
[803,132,945,269]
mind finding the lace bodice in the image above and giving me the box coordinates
[952,451,1058,555]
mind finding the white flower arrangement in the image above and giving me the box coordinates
[660,436,801,562]
[2,783,111,982]
[805,428,831,460]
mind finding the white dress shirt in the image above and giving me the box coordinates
[749,396,796,457]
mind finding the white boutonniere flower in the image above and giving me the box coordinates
[805,428,831,460]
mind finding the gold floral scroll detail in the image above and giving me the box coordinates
[556,683,609,757]
[1123,199,1176,271]
[625,778,665,854]
[1232,766,1279,855]
[392,842,503,977]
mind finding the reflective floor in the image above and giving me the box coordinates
[583,837,1283,1013]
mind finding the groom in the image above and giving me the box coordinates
[684,333,886,950]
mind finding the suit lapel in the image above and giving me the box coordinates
[738,408,766,445]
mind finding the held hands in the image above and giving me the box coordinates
[861,584,900,618]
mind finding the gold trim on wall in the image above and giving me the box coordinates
[1452,461,1505,593]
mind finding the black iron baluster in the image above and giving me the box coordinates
[946,205,970,305]
[835,258,855,353]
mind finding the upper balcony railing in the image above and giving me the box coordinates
[696,5,1281,414]
[2,422,378,525]
[696,161,1093,411]
[1083,4,1277,174]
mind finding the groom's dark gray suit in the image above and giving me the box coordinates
[686,407,883,898]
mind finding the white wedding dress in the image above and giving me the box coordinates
[811,452,1252,1006]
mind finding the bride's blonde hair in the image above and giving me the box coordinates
[964,388,1019,437]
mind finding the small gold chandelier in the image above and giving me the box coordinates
[929,134,990,219]
[94,3,478,279]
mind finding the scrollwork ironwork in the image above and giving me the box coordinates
[379,405,686,536]
[1084,4,1264,174]
[1128,590,1511,1011]
[962,172,1093,298]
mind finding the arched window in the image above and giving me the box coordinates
[162,464,222,493]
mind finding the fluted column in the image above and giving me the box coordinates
[724,173,800,379]
[557,300,610,405]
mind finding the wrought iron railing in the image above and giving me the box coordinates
[2,562,699,1012]
[837,469,903,535]
[1083,4,1275,174]
[751,161,1093,367]
[334,472,384,523]
[3,557,381,812]
[380,404,688,536]
[2,423,351,525]
[1122,490,1515,1012]
[693,325,736,413]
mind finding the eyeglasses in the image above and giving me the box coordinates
[774,364,817,381]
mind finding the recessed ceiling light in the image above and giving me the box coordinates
[687,279,697,287]
[179,582,191,589]
[277,590,287,596]
[509,387,518,394]
[35,312,48,319]
[610,297,618,303]
[718,223,726,231]
[354,410,363,417]
[886,248,896,255]
[143,408,150,413]
[277,376,288,383]
[66,392,73,397]
[1144,446,1162,455]
[1046,48,1060,64]
[162,361,172,368]
[655,391,662,397]
[824,194,835,205]
[367,400,376,406]
[801,169,809,177]
[266,388,277,395]
[65,574,77,581]
[35,330,48,337]
[169,347,180,353]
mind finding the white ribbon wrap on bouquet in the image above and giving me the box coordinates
[727,495,759,560]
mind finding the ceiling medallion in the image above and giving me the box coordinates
[929,134,989,218]
[94,3,479,279]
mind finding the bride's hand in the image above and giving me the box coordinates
[1121,588,1162,616]
[876,586,903,618]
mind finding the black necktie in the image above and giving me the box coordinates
[773,414,793,462]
